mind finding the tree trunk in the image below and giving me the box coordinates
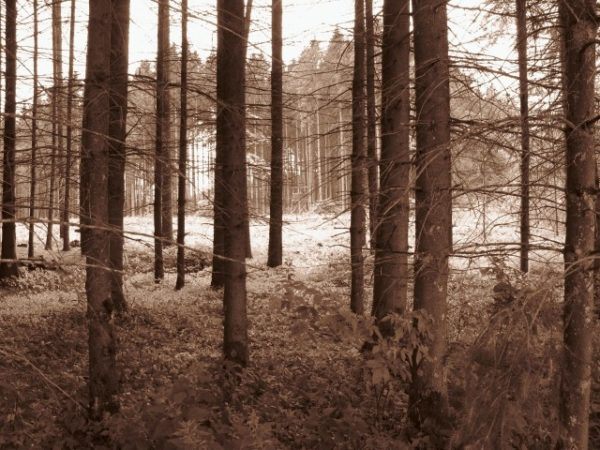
[62,0,77,253]
[0,0,18,280]
[28,0,39,259]
[365,0,378,251]
[350,0,366,315]
[372,0,410,329]
[218,0,249,366]
[558,1,597,447]
[176,0,188,290]
[516,0,529,273]
[83,0,119,419]
[108,0,130,311]
[267,0,283,268]
[243,0,253,258]
[158,0,173,243]
[155,0,170,281]
[410,0,452,442]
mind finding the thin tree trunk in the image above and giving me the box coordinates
[155,0,170,281]
[62,0,77,253]
[267,0,283,268]
[218,0,249,366]
[243,0,253,258]
[410,0,452,442]
[516,0,529,273]
[28,0,39,259]
[558,1,597,447]
[158,0,173,243]
[176,0,188,290]
[108,0,130,311]
[365,0,378,251]
[372,0,410,329]
[0,0,18,280]
[350,0,366,315]
[83,0,119,419]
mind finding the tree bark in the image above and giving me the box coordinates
[372,0,410,329]
[0,0,18,280]
[83,0,119,419]
[365,0,378,251]
[410,0,452,441]
[176,0,188,290]
[218,0,249,366]
[350,0,366,315]
[28,0,39,259]
[108,0,130,311]
[558,1,597,447]
[516,0,529,273]
[158,0,173,243]
[267,0,283,268]
[62,0,77,253]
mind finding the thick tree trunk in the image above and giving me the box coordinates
[62,0,77,253]
[28,0,39,259]
[0,0,18,280]
[350,0,366,315]
[108,0,130,312]
[267,0,283,268]
[410,0,452,441]
[558,1,597,448]
[372,0,410,328]
[516,0,529,273]
[83,0,119,419]
[176,0,188,290]
[218,0,249,366]
[365,0,378,251]
[158,0,173,243]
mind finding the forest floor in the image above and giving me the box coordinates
[0,212,599,449]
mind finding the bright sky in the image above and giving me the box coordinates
[13,0,514,105]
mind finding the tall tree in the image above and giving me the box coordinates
[28,0,40,259]
[0,0,18,280]
[62,0,77,253]
[46,0,64,251]
[176,0,188,290]
[350,0,366,314]
[108,0,130,311]
[372,0,410,327]
[516,0,529,273]
[410,0,452,439]
[158,0,173,243]
[558,0,597,447]
[82,0,119,418]
[365,0,378,250]
[155,0,170,281]
[267,0,283,268]
[218,0,249,365]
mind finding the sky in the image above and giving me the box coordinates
[12,0,515,105]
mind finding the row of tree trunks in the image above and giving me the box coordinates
[0,0,18,279]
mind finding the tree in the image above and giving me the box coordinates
[82,0,119,418]
[372,0,410,327]
[267,0,283,268]
[155,0,171,282]
[350,0,366,314]
[46,0,64,251]
[62,0,77,253]
[0,0,18,280]
[365,0,377,250]
[158,0,173,243]
[410,0,452,439]
[28,0,40,259]
[218,0,249,365]
[108,0,130,312]
[558,0,597,447]
[516,0,530,273]
[176,0,188,290]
